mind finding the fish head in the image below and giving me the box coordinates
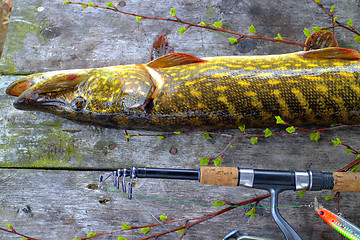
[6,65,155,127]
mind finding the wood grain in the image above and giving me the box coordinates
[1,0,360,239]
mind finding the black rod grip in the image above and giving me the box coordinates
[252,170,296,189]
[134,167,200,180]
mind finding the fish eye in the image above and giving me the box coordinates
[70,96,86,111]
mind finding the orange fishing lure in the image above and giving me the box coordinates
[314,198,360,240]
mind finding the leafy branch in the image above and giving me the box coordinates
[70,193,271,240]
[123,116,360,166]
[0,222,39,240]
[312,0,360,41]
[63,1,307,48]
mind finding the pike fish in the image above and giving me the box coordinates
[6,47,360,131]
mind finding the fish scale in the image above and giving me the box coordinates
[6,47,360,131]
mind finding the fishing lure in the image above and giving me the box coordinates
[314,197,360,240]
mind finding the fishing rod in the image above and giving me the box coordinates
[99,167,360,240]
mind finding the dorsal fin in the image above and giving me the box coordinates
[147,53,207,68]
[148,33,174,61]
[302,47,360,60]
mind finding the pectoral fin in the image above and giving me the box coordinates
[148,33,174,61]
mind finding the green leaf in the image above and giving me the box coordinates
[81,4,87,9]
[330,123,338,127]
[136,133,140,136]
[213,21,222,28]
[323,29,330,33]
[248,24,256,34]
[264,128,272,138]
[325,195,334,201]
[274,33,283,41]
[63,1,70,5]
[169,8,176,17]
[201,133,212,139]
[158,135,165,140]
[333,16,338,23]
[213,200,226,207]
[345,148,352,154]
[122,222,131,230]
[311,27,321,32]
[178,27,187,35]
[87,232,97,237]
[199,21,207,26]
[286,126,295,133]
[347,19,353,28]
[199,157,210,165]
[297,190,306,198]
[245,208,255,218]
[117,237,128,240]
[174,131,181,134]
[250,137,258,145]
[6,222,13,230]
[354,34,360,42]
[125,135,131,139]
[73,239,80,240]
[88,2,95,7]
[214,157,222,166]
[229,144,233,148]
[228,37,238,45]
[331,138,342,146]
[176,229,185,234]
[141,227,150,234]
[303,28,311,37]
[275,116,284,124]
[351,165,359,173]
[314,0,321,3]
[136,16,142,22]
[159,215,168,221]
[106,1,114,7]
[238,125,245,131]
[310,132,320,141]
[330,5,335,13]
[357,154,360,159]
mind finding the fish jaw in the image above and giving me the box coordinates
[6,69,88,97]
[9,69,90,113]
[13,87,68,112]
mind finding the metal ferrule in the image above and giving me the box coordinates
[294,171,310,190]
[239,169,254,187]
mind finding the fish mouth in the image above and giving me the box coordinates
[7,69,89,111]
[13,95,67,111]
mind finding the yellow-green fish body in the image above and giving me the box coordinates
[6,47,360,131]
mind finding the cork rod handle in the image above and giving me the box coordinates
[332,172,360,192]
[199,167,239,186]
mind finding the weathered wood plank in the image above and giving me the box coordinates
[1,0,360,239]
[1,169,360,239]
[0,0,12,59]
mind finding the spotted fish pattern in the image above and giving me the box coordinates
[6,47,360,131]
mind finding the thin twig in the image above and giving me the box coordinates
[65,1,307,48]
[313,0,360,36]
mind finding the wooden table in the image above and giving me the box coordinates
[1,0,360,239]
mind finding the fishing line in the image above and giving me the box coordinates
[108,190,309,209]
[133,195,179,238]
